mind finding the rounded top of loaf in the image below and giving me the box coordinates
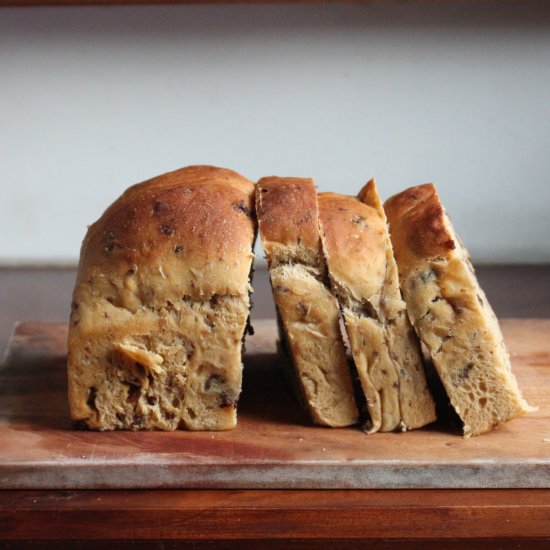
[384,183,456,271]
[318,192,387,302]
[76,165,256,303]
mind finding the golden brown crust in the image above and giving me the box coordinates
[383,184,456,274]
[318,192,388,303]
[77,165,256,302]
[256,177,321,268]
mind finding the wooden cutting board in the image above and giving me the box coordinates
[0,319,549,490]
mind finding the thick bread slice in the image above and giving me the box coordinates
[256,177,359,427]
[318,192,435,432]
[384,183,534,437]
[68,165,256,431]
[357,180,437,430]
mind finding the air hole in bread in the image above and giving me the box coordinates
[87,387,98,413]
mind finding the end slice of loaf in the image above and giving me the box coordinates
[256,176,359,427]
[384,183,534,437]
[68,165,256,431]
[318,190,436,433]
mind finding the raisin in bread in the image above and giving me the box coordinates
[384,183,534,437]
[68,165,256,431]
[256,176,358,427]
[318,191,435,433]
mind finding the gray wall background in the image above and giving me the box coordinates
[1,2,549,264]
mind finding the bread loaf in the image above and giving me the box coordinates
[68,165,256,431]
[384,183,534,437]
[318,189,436,432]
[256,176,359,427]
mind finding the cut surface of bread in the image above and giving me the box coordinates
[68,165,256,431]
[384,183,534,437]
[318,190,436,433]
[256,176,359,427]
[357,180,437,431]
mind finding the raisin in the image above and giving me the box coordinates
[160,224,175,236]
[132,415,144,428]
[232,200,252,217]
[459,363,474,381]
[146,396,157,406]
[298,211,313,225]
[104,231,120,252]
[153,200,167,214]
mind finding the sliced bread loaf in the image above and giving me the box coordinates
[384,183,534,437]
[256,176,359,427]
[68,165,256,431]
[318,190,436,432]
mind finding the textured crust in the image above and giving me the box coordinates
[78,165,255,301]
[384,183,534,437]
[318,191,435,433]
[256,177,358,427]
[68,165,256,431]
[255,176,321,268]
[357,180,437,431]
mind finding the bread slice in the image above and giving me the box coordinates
[357,180,437,430]
[68,165,256,431]
[384,183,534,437]
[256,176,359,427]
[318,190,436,433]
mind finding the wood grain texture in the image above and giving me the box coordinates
[1,319,549,490]
[1,488,550,542]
